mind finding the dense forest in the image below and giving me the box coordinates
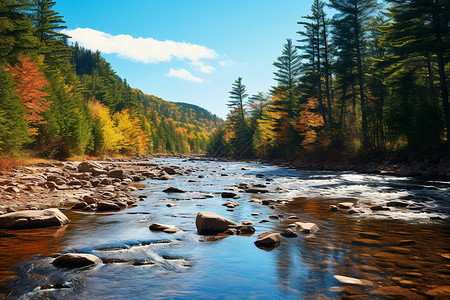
[0,0,221,159]
[208,0,449,163]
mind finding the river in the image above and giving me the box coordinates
[1,157,449,299]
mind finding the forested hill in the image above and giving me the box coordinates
[0,0,221,158]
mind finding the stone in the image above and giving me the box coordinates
[91,168,107,177]
[163,167,177,175]
[222,200,239,208]
[96,201,120,211]
[107,169,128,180]
[227,224,255,235]
[333,275,374,286]
[329,205,339,211]
[71,202,88,210]
[337,202,354,209]
[163,187,186,193]
[53,253,101,268]
[348,207,372,214]
[281,228,298,238]
[254,232,282,248]
[244,188,269,193]
[221,192,237,198]
[77,161,103,173]
[149,223,177,233]
[158,174,173,180]
[295,222,319,233]
[0,208,69,229]
[386,201,409,207]
[370,286,425,300]
[195,212,237,235]
[82,195,96,205]
[166,203,177,207]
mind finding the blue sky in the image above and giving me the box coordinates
[55,0,317,118]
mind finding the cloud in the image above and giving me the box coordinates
[189,61,215,74]
[165,68,203,83]
[63,27,218,63]
[218,59,236,67]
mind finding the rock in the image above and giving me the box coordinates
[221,192,237,198]
[348,207,372,214]
[71,202,88,210]
[166,203,177,207]
[295,222,319,234]
[99,178,112,186]
[333,275,374,286]
[149,223,177,233]
[96,201,120,211]
[337,202,354,209]
[107,169,128,180]
[329,205,339,211]
[0,208,69,229]
[281,228,298,238]
[425,286,450,298]
[370,286,425,300]
[195,212,237,235]
[91,168,107,177]
[163,187,186,193]
[222,200,239,208]
[254,232,282,248]
[226,224,255,235]
[4,186,20,193]
[53,253,101,268]
[163,167,177,175]
[82,195,96,205]
[370,205,391,211]
[387,201,409,207]
[77,161,103,173]
[244,188,269,193]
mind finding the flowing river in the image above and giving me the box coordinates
[1,157,449,299]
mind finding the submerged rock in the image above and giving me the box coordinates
[295,222,319,234]
[0,208,69,229]
[149,223,177,233]
[163,187,187,193]
[195,212,237,235]
[53,253,101,268]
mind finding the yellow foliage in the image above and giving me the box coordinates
[89,99,123,153]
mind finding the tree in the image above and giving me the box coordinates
[226,77,252,157]
[9,56,50,134]
[329,0,378,147]
[383,0,450,143]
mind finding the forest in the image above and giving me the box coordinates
[208,0,449,164]
[0,0,221,159]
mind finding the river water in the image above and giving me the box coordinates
[0,157,449,299]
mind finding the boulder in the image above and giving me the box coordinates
[195,212,237,235]
[244,188,269,193]
[222,200,239,208]
[91,168,107,177]
[163,187,186,193]
[53,253,101,268]
[221,192,237,198]
[225,224,255,235]
[281,228,298,238]
[337,202,354,209]
[163,167,177,175]
[295,222,319,233]
[107,169,128,180]
[149,223,177,233]
[77,161,103,173]
[96,201,120,211]
[0,208,69,229]
[254,232,282,248]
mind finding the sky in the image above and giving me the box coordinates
[55,0,317,118]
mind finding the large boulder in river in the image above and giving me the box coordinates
[77,161,103,173]
[96,201,120,211]
[195,212,237,235]
[107,169,128,180]
[0,208,69,229]
[295,222,319,234]
[53,253,101,268]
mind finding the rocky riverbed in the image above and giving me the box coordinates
[0,156,449,299]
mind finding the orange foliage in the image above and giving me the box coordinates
[294,97,324,147]
[9,56,50,134]
[0,158,19,171]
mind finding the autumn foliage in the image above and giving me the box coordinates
[9,56,50,134]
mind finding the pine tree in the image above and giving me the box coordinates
[383,0,450,143]
[329,0,378,147]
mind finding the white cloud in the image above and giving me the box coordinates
[166,68,203,83]
[189,61,215,74]
[63,27,218,63]
[218,59,236,67]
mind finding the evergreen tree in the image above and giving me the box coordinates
[383,0,450,143]
[329,0,378,147]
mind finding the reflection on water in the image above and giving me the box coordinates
[0,158,449,299]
